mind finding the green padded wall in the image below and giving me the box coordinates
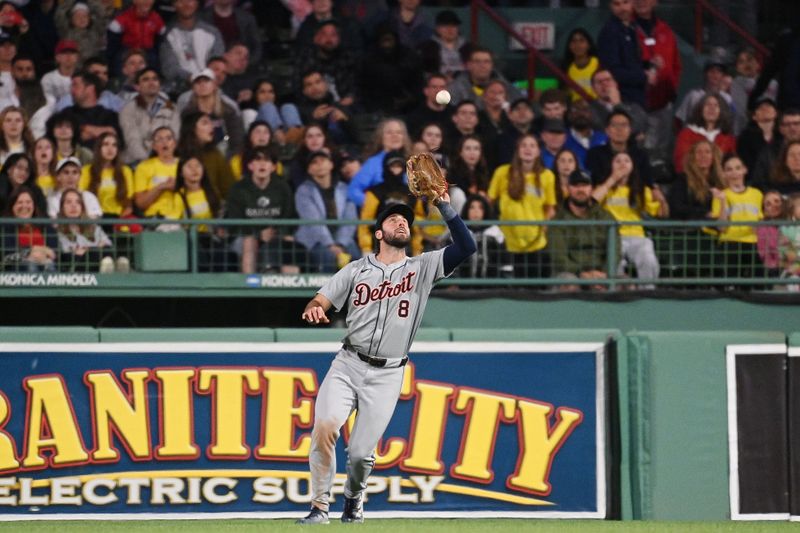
[98,328,275,342]
[790,333,800,346]
[274,328,346,342]
[626,330,786,520]
[0,326,99,342]
[450,327,618,342]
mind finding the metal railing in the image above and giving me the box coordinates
[1,217,798,293]
[469,0,593,101]
[694,0,769,60]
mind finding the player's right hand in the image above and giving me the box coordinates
[302,306,330,325]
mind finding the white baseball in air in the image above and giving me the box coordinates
[435,90,451,105]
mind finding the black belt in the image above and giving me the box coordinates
[344,345,408,368]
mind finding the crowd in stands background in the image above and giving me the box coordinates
[0,0,798,288]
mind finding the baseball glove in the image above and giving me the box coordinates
[406,153,448,203]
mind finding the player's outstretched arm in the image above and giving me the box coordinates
[301,294,333,325]
[436,193,477,273]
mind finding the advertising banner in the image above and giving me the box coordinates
[0,342,606,520]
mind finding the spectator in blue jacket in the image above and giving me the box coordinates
[596,0,649,107]
[295,150,360,273]
[347,118,411,208]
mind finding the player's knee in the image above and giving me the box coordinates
[312,419,341,446]
[347,445,376,465]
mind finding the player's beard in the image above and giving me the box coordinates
[382,229,411,249]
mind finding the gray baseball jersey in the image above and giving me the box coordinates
[319,249,447,359]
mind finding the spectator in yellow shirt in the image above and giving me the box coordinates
[133,127,179,218]
[34,137,57,197]
[712,154,764,279]
[593,151,668,288]
[488,133,556,277]
[79,132,133,217]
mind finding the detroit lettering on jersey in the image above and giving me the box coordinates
[319,250,447,359]
[352,272,415,306]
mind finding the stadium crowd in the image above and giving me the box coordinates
[0,0,798,288]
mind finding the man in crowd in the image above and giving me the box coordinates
[200,0,262,68]
[55,57,124,113]
[63,70,122,148]
[119,67,181,165]
[160,0,224,94]
[597,0,648,107]
[492,98,535,167]
[548,169,615,291]
[404,73,452,136]
[295,0,363,53]
[565,99,608,167]
[448,46,521,110]
[589,68,648,140]
[540,119,568,169]
[294,20,357,107]
[417,9,466,80]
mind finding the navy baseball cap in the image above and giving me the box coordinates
[375,203,415,231]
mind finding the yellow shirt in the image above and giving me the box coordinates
[711,187,763,243]
[37,174,56,196]
[79,165,134,215]
[173,188,214,233]
[567,57,599,101]
[133,157,178,217]
[600,185,660,238]
[488,165,556,252]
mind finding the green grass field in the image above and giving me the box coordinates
[0,520,796,532]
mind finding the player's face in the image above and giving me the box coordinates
[378,214,411,249]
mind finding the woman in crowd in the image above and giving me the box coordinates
[0,106,34,167]
[593,151,668,288]
[488,133,556,278]
[287,122,333,190]
[46,111,92,165]
[757,190,785,278]
[1,186,57,272]
[552,148,580,202]
[711,154,764,278]
[180,72,244,158]
[231,120,283,181]
[242,78,303,141]
[673,93,736,173]
[134,127,179,218]
[668,140,725,279]
[33,137,57,197]
[79,132,133,218]
[177,111,236,201]
[459,193,507,279]
[56,188,115,273]
[418,122,447,167]
[348,117,412,209]
[449,134,490,196]
[0,153,47,215]
[47,157,102,219]
[172,156,234,272]
[561,28,599,101]
[768,140,800,195]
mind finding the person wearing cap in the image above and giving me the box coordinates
[417,9,466,80]
[295,150,360,273]
[224,147,299,274]
[298,184,475,526]
[548,169,616,290]
[0,30,17,102]
[160,0,224,95]
[41,39,80,104]
[54,0,107,65]
[46,156,102,219]
[492,98,534,168]
[540,118,569,169]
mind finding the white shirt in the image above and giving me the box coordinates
[41,70,73,104]
[47,190,103,220]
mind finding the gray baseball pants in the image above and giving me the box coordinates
[309,348,405,512]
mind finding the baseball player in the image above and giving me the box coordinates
[297,192,476,524]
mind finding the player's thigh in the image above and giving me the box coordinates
[348,367,405,455]
[315,359,358,427]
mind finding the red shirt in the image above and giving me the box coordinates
[673,127,737,173]
[17,226,44,248]
[636,16,681,111]
[110,8,165,50]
